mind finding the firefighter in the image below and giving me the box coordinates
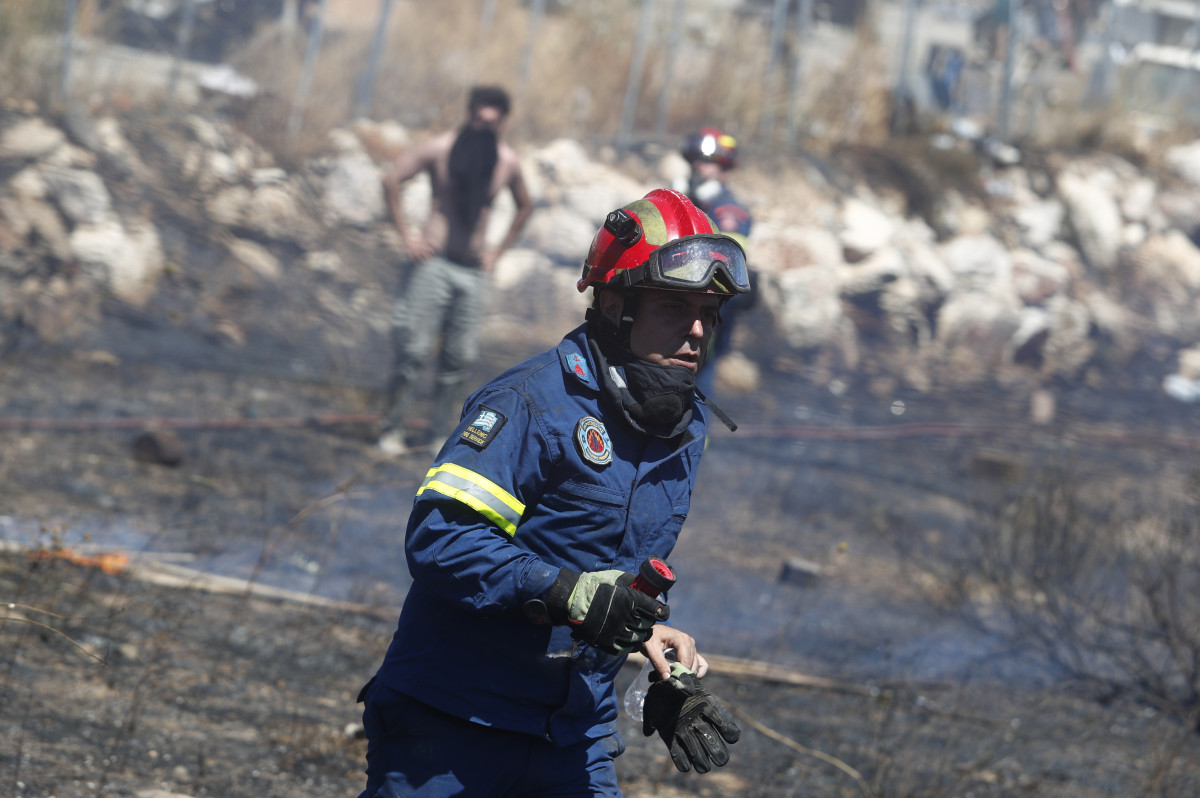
[678,127,756,400]
[679,127,752,242]
[356,188,744,796]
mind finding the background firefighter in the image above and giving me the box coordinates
[677,127,757,401]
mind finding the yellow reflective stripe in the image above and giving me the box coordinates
[417,463,525,537]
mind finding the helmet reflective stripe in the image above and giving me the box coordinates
[625,198,674,247]
[578,188,735,294]
[418,463,524,537]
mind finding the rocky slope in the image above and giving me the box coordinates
[5,102,1200,416]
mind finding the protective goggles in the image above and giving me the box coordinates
[628,234,750,294]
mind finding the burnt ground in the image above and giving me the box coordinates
[3,304,1200,798]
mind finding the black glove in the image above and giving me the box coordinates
[643,660,741,773]
[529,568,669,655]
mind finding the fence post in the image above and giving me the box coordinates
[997,0,1020,143]
[167,0,198,109]
[1084,0,1116,106]
[480,0,501,35]
[287,0,329,145]
[758,0,791,144]
[617,0,656,148]
[59,0,79,103]
[786,0,814,144]
[518,0,547,101]
[653,0,686,138]
[889,0,919,135]
[354,0,397,120]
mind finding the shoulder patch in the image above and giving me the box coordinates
[574,416,612,466]
[460,405,508,450]
[565,351,592,386]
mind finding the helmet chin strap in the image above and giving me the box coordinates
[586,334,695,439]
[584,291,737,435]
[583,290,641,361]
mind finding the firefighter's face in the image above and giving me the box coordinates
[601,288,721,374]
[690,159,724,182]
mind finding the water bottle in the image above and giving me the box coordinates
[622,649,675,722]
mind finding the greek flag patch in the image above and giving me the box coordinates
[460,405,507,450]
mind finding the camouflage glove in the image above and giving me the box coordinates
[531,568,669,655]
[643,660,741,773]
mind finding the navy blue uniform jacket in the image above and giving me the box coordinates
[371,323,707,746]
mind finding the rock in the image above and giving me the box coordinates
[656,150,691,189]
[196,63,258,99]
[132,428,185,467]
[70,219,166,307]
[0,195,71,261]
[840,197,896,262]
[245,183,310,242]
[1119,176,1157,223]
[1177,345,1200,381]
[779,557,822,587]
[1163,138,1200,187]
[491,247,554,292]
[752,223,843,273]
[1012,197,1065,249]
[40,166,113,225]
[1163,374,1200,403]
[305,250,346,278]
[935,291,1022,382]
[21,275,97,342]
[323,151,385,228]
[226,237,281,282]
[1127,230,1200,293]
[351,118,411,163]
[1011,248,1070,305]
[562,181,646,226]
[519,205,597,265]
[1036,295,1095,377]
[1057,167,1122,273]
[714,351,761,394]
[768,267,845,350]
[938,233,1014,297]
[1030,388,1056,424]
[206,185,251,227]
[0,116,65,161]
[1164,344,1200,402]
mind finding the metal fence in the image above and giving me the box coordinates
[43,0,1158,152]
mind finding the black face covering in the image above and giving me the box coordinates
[587,326,695,440]
[448,125,498,231]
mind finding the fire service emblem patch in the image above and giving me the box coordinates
[574,416,612,466]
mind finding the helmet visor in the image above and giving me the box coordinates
[645,235,750,294]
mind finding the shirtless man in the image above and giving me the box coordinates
[379,85,533,453]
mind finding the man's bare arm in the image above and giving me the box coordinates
[382,141,438,260]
